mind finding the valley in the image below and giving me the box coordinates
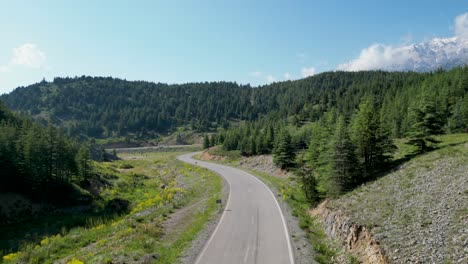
[1,4,467,263]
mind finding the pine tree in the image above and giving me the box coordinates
[296,164,319,203]
[447,96,468,133]
[351,97,395,178]
[272,129,295,169]
[203,134,210,149]
[329,116,359,196]
[210,134,217,147]
[76,145,91,180]
[407,96,444,153]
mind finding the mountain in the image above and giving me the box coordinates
[403,36,468,71]
[338,36,468,72]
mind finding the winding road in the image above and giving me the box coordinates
[177,153,295,264]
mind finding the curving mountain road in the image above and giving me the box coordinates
[177,153,295,264]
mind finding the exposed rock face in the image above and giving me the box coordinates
[310,200,387,264]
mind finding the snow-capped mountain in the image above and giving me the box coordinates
[337,36,468,72]
[400,36,468,71]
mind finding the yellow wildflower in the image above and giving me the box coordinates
[2,252,19,261]
[67,257,84,264]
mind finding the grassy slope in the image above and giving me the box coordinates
[1,151,221,264]
[328,133,468,263]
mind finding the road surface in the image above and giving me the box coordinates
[177,153,295,264]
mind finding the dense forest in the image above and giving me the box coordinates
[1,77,253,139]
[0,101,96,204]
[2,69,465,141]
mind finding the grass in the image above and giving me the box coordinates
[1,151,221,264]
[206,146,242,162]
[393,133,468,161]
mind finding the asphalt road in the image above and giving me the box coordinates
[177,153,295,264]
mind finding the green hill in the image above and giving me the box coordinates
[2,68,466,141]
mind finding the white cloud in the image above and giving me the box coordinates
[284,72,291,79]
[301,67,316,77]
[266,75,276,82]
[337,44,413,71]
[455,12,468,38]
[11,43,46,68]
[0,65,9,72]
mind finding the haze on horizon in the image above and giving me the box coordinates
[0,0,467,94]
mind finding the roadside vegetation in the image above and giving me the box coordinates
[1,151,222,264]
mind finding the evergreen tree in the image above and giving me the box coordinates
[272,129,295,169]
[447,96,468,133]
[203,134,210,149]
[351,98,394,178]
[329,116,359,195]
[209,134,217,147]
[407,95,444,153]
[296,164,319,203]
[76,145,92,180]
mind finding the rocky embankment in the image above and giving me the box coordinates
[313,143,468,263]
[310,200,386,264]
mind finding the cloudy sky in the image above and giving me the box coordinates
[0,0,466,94]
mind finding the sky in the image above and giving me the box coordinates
[0,0,467,94]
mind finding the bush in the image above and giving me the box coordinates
[114,179,130,192]
[119,163,134,169]
[104,198,130,214]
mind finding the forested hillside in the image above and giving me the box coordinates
[1,77,253,139]
[0,101,94,203]
[214,66,468,198]
[2,68,466,141]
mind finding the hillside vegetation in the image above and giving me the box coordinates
[1,151,222,264]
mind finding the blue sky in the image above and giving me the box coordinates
[0,0,466,94]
